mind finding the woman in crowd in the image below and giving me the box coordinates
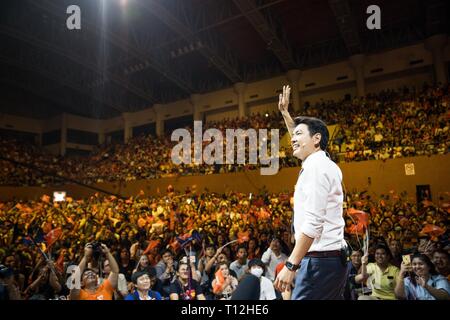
[211,262,238,300]
[395,253,450,300]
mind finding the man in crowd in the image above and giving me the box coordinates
[433,249,450,280]
[230,245,249,280]
[155,249,177,296]
[261,237,288,281]
[70,243,119,300]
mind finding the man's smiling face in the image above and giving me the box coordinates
[291,123,321,161]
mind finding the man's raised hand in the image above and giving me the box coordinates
[278,85,291,112]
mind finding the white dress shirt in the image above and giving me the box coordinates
[261,248,288,281]
[259,276,277,300]
[293,150,345,252]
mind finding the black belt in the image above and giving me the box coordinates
[305,250,341,257]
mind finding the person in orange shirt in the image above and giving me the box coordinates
[69,243,119,300]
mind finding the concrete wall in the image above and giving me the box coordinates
[66,114,101,132]
[102,116,123,134]
[205,106,239,123]
[1,154,448,202]
[0,114,42,133]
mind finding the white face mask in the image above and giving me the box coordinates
[250,267,263,278]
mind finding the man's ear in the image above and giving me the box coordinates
[313,133,322,148]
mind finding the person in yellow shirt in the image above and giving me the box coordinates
[355,243,399,300]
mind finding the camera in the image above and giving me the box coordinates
[90,242,102,260]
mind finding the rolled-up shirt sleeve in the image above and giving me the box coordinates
[299,166,329,239]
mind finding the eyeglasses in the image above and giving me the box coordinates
[83,271,97,278]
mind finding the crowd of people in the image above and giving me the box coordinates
[0,83,449,300]
[0,187,448,300]
[0,83,448,186]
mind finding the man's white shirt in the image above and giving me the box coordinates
[293,150,345,252]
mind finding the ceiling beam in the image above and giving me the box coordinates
[0,24,147,113]
[328,0,362,55]
[0,52,122,116]
[425,0,448,36]
[232,0,298,70]
[31,0,195,95]
[0,78,87,118]
[105,0,287,72]
[142,0,242,83]
[18,1,156,105]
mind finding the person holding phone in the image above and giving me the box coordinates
[395,253,450,300]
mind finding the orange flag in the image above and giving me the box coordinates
[45,228,63,247]
[168,238,181,253]
[41,194,51,203]
[213,269,226,294]
[346,208,369,235]
[422,200,433,208]
[346,224,365,235]
[55,250,66,273]
[169,211,175,231]
[237,231,250,243]
[143,240,160,255]
[420,224,445,240]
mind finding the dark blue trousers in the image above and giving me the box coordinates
[291,256,347,300]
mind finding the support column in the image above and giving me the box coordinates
[425,34,449,85]
[60,113,67,156]
[190,93,203,122]
[153,104,165,137]
[98,130,105,145]
[286,69,302,112]
[233,82,247,118]
[36,133,42,146]
[349,54,366,97]
[122,112,132,143]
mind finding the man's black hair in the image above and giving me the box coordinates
[160,248,173,257]
[293,116,329,151]
[374,243,393,259]
[131,271,149,284]
[248,258,265,269]
[433,249,450,260]
[237,244,248,252]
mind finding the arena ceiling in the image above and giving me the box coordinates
[0,0,448,119]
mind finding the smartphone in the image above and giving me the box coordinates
[190,255,196,264]
[402,254,411,266]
